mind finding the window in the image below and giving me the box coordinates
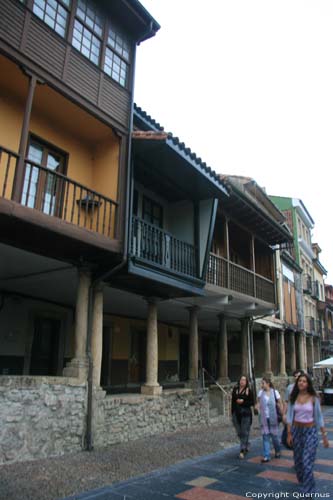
[32,0,71,38]
[142,196,163,228]
[22,138,66,216]
[27,0,131,88]
[72,0,102,65]
[104,26,130,87]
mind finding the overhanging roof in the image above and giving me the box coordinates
[220,179,293,246]
[132,130,229,200]
[102,0,160,44]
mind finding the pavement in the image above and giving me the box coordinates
[62,409,333,500]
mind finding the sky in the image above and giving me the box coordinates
[134,0,333,283]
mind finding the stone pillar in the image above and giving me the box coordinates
[63,269,91,379]
[278,329,287,376]
[314,337,320,363]
[188,306,199,384]
[263,326,273,377]
[297,332,305,371]
[241,319,249,376]
[91,285,104,387]
[217,314,229,384]
[141,298,162,396]
[307,336,314,371]
[303,334,308,371]
[289,330,296,374]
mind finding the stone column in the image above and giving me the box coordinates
[141,298,162,396]
[188,306,199,385]
[263,326,273,377]
[217,314,229,384]
[289,330,296,373]
[278,329,287,376]
[297,332,305,371]
[241,319,249,376]
[303,334,308,371]
[91,285,104,387]
[314,337,320,363]
[63,269,91,379]
[307,336,314,371]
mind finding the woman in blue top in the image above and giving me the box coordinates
[286,373,329,493]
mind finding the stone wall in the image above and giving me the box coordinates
[0,376,86,465]
[93,389,209,448]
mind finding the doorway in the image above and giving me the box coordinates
[30,317,61,375]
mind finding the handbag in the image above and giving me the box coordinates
[281,424,293,449]
[273,389,283,423]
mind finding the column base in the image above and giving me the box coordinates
[141,384,162,396]
[63,358,89,380]
[186,379,200,390]
[217,377,230,385]
[278,372,287,378]
[263,371,273,379]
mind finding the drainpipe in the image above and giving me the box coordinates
[85,258,127,451]
[85,44,136,450]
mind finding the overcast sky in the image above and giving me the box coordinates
[134,0,333,283]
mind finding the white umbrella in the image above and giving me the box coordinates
[313,357,333,369]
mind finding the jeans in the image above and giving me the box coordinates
[232,412,252,452]
[262,419,281,459]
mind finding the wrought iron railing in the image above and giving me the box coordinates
[311,280,320,300]
[0,146,118,238]
[131,216,196,277]
[303,274,312,294]
[207,253,275,303]
[304,316,316,334]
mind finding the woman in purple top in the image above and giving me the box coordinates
[286,373,329,493]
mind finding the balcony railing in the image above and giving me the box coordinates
[311,280,320,300]
[207,253,275,303]
[0,146,118,239]
[130,216,196,278]
[315,319,323,336]
[303,274,312,294]
[304,316,315,334]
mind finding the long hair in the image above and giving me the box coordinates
[289,373,317,404]
[237,375,249,390]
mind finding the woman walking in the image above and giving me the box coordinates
[231,375,254,459]
[256,377,283,462]
[286,373,329,493]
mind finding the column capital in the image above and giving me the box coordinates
[186,305,200,313]
[145,296,160,306]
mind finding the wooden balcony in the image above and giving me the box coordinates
[130,216,196,279]
[0,145,118,240]
[206,253,275,303]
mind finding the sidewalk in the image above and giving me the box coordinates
[62,408,333,500]
[1,409,332,500]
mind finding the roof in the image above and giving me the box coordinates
[133,105,229,197]
[219,176,293,246]
[104,0,160,44]
[220,175,286,223]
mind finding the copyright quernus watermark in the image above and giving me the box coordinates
[245,493,330,499]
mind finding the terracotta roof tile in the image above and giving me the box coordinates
[132,130,168,140]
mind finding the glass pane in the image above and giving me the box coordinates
[46,153,60,172]
[28,143,43,164]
